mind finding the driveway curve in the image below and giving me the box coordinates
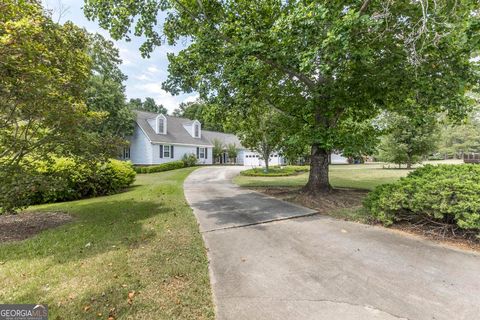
[184,166,480,320]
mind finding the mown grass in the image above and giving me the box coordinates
[234,163,412,190]
[240,165,308,177]
[0,167,214,320]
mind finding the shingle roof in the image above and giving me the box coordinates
[202,130,244,149]
[134,110,213,146]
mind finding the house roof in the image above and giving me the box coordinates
[134,110,213,146]
[202,130,244,149]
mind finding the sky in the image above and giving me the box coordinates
[43,0,199,113]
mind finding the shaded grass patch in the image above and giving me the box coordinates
[0,167,214,320]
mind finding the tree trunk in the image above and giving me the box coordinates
[406,155,412,169]
[263,150,270,172]
[303,144,331,193]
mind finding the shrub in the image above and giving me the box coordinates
[240,166,309,177]
[134,160,185,174]
[0,158,136,213]
[363,164,480,235]
[182,153,198,167]
[40,158,136,204]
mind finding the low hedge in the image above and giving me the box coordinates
[363,164,480,235]
[240,166,309,177]
[38,158,136,204]
[0,158,136,213]
[134,160,185,174]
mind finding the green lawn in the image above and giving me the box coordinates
[240,166,308,177]
[234,163,409,190]
[0,168,213,320]
[234,160,464,190]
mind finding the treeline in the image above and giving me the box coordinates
[0,1,138,213]
[376,104,480,168]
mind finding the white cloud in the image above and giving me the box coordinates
[134,82,164,94]
[118,46,139,67]
[44,0,200,114]
[134,74,152,81]
[147,66,161,73]
[182,94,200,104]
[128,81,199,113]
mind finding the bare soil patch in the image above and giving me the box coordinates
[251,187,480,252]
[0,211,73,242]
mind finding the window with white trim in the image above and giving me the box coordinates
[163,145,171,158]
[199,147,206,158]
[194,123,200,138]
[158,118,164,133]
[156,115,167,134]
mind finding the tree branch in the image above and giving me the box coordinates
[172,0,320,90]
[359,0,371,14]
[256,55,318,89]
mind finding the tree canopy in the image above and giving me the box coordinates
[128,97,168,114]
[1,0,98,166]
[85,0,479,192]
[86,33,134,138]
[0,0,134,212]
[172,99,225,131]
[376,112,439,168]
[438,104,480,157]
[232,105,284,171]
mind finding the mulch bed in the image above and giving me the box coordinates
[0,211,73,243]
[252,187,480,252]
[256,187,367,213]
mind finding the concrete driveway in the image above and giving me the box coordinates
[184,166,480,320]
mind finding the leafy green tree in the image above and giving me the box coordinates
[142,97,168,114]
[279,136,311,165]
[226,143,238,164]
[377,112,439,168]
[437,105,480,158]
[173,99,224,131]
[234,107,284,172]
[86,33,134,138]
[128,97,167,114]
[128,98,143,110]
[0,0,113,213]
[85,0,479,193]
[212,139,224,163]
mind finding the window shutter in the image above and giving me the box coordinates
[205,148,208,159]
[159,145,163,158]
[196,147,199,158]
[171,145,174,158]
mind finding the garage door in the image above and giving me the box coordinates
[243,153,260,166]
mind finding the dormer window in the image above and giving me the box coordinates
[194,123,200,138]
[159,118,164,133]
[156,114,167,134]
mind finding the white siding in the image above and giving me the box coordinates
[236,149,245,165]
[331,153,349,164]
[242,151,284,167]
[151,144,213,165]
[128,124,153,165]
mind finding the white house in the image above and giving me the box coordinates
[122,110,351,166]
[122,110,285,166]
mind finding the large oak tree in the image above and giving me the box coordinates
[85,0,479,193]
